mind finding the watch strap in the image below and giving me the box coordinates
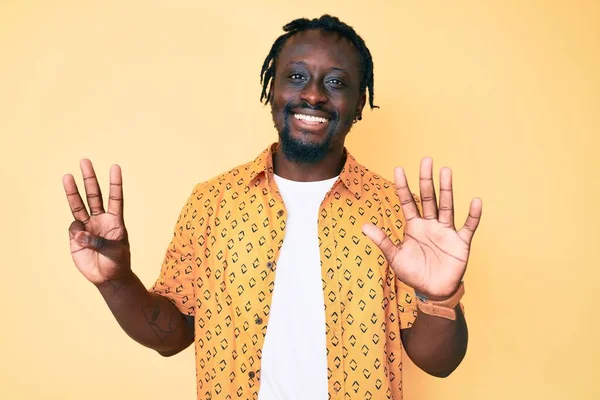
[415,282,465,321]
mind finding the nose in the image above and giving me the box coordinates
[300,80,328,106]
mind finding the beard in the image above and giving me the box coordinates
[276,101,340,164]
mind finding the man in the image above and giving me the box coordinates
[63,15,482,400]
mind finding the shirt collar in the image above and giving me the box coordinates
[244,142,365,200]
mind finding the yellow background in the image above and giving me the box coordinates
[1,1,598,399]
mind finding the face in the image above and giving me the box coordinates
[270,29,366,164]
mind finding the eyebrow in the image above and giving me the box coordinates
[286,61,350,75]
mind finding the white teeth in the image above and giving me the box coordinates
[293,113,329,123]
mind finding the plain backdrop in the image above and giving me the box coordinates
[1,1,598,399]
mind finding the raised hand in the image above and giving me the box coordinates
[362,158,482,301]
[63,160,131,286]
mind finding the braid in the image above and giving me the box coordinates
[260,15,379,109]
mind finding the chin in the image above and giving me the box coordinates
[291,128,329,145]
[278,126,331,164]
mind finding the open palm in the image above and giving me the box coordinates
[363,158,482,300]
[63,160,130,286]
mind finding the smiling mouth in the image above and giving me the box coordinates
[292,113,330,125]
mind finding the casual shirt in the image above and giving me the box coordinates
[151,143,418,399]
[257,174,338,399]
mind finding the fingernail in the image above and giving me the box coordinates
[77,233,88,245]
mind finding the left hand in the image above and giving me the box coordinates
[362,157,482,301]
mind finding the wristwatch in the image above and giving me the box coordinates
[415,282,465,321]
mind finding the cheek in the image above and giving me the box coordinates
[336,114,354,134]
[336,101,357,125]
[271,85,295,123]
[270,94,286,128]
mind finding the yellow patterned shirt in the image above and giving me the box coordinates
[151,143,418,399]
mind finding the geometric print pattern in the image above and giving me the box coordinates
[151,143,418,400]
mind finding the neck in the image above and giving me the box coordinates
[273,143,345,182]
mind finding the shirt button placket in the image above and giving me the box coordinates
[321,201,344,398]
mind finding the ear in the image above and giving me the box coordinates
[268,80,275,104]
[356,92,367,119]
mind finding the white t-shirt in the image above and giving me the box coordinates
[257,174,339,400]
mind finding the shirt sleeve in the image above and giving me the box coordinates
[149,186,201,316]
[396,280,417,329]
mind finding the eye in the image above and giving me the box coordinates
[327,78,344,86]
[289,73,306,81]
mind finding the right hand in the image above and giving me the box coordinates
[63,159,131,286]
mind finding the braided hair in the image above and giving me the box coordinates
[260,15,378,109]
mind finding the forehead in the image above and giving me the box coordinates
[276,29,361,73]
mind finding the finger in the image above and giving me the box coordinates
[394,167,420,222]
[438,167,454,227]
[107,164,124,219]
[68,220,85,240]
[73,230,125,261]
[80,159,104,216]
[63,174,90,224]
[361,223,400,266]
[458,198,483,244]
[419,157,437,220]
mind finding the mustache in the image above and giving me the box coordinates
[283,101,338,121]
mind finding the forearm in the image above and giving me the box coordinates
[96,271,194,356]
[402,305,468,377]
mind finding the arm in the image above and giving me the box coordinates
[363,158,482,378]
[63,160,195,357]
[97,272,194,357]
[401,305,467,377]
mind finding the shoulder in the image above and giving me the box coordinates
[357,164,421,236]
[187,158,258,204]
[358,164,401,205]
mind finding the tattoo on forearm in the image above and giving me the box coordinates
[141,304,177,342]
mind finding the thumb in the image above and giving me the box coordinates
[73,230,126,261]
[361,223,400,265]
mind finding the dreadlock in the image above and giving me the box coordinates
[260,15,378,109]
